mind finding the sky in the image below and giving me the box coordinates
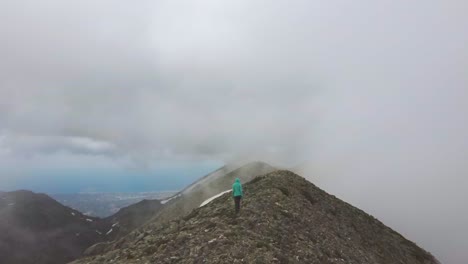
[0,0,467,263]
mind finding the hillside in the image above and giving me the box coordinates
[72,170,438,264]
[84,163,268,243]
[104,199,164,240]
[0,188,169,264]
[0,190,112,264]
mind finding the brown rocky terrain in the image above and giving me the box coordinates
[72,170,439,264]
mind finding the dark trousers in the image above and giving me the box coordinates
[234,196,242,213]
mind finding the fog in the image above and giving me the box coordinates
[1,1,467,263]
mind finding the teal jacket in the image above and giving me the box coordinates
[232,178,243,197]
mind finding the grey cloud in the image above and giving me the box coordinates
[0,1,467,263]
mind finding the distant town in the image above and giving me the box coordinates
[51,191,177,217]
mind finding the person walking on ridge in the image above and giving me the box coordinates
[232,178,243,214]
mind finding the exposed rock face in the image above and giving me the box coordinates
[0,190,112,264]
[72,170,438,264]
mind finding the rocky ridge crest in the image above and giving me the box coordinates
[72,170,438,264]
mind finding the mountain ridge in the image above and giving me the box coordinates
[72,170,438,264]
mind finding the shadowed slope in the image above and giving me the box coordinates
[0,190,112,264]
[103,199,163,240]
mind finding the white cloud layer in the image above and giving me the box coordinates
[1,1,467,263]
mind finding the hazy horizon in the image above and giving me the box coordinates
[1,1,467,263]
[0,159,223,194]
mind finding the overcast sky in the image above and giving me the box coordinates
[0,1,467,263]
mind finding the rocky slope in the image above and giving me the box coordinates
[89,162,273,243]
[72,170,438,264]
[80,161,276,257]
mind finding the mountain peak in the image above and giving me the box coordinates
[73,170,438,264]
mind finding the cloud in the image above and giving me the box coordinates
[0,133,116,156]
[0,0,320,164]
[0,0,467,263]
